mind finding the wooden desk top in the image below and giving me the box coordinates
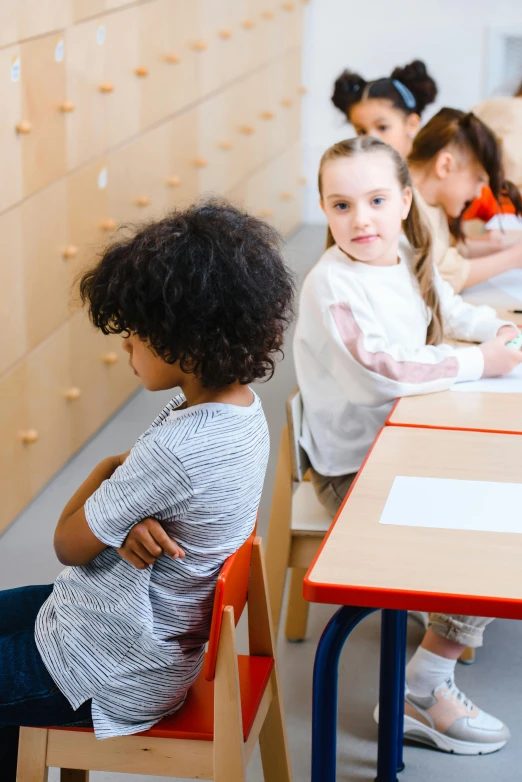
[387,389,522,435]
[304,426,522,619]
[462,282,521,324]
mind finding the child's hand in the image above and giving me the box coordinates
[497,325,519,340]
[480,334,522,377]
[117,517,185,570]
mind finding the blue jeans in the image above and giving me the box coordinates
[0,585,92,781]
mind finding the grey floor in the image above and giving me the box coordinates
[1,225,521,781]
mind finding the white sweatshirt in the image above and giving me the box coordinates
[294,236,511,477]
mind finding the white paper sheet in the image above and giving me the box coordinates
[487,269,522,302]
[485,214,522,231]
[451,362,522,393]
[379,476,522,534]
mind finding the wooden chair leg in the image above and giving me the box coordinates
[249,539,292,781]
[284,567,309,642]
[265,427,293,635]
[16,727,48,782]
[214,607,246,782]
[60,771,89,782]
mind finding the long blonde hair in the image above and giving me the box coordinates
[318,136,443,345]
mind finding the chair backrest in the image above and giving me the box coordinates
[203,531,255,681]
[286,387,310,483]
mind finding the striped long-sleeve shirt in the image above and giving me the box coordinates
[35,391,269,738]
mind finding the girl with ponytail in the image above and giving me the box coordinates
[332,59,437,158]
[294,136,519,756]
[408,108,522,292]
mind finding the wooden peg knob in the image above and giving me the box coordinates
[102,352,119,366]
[192,157,208,168]
[62,245,78,260]
[261,10,276,19]
[280,97,293,107]
[282,2,295,9]
[219,29,233,39]
[298,86,308,95]
[260,110,275,120]
[100,218,117,231]
[20,429,39,445]
[164,53,181,64]
[135,195,150,207]
[59,100,75,113]
[281,191,294,201]
[218,140,233,151]
[99,82,114,94]
[167,175,182,187]
[258,208,274,218]
[191,40,208,52]
[63,387,81,402]
[15,120,32,135]
[298,175,308,185]
[135,65,149,78]
[238,124,255,135]
[242,19,256,29]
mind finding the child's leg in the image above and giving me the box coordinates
[0,586,92,782]
[403,616,509,754]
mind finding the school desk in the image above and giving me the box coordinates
[462,281,521,324]
[387,388,522,434]
[304,425,522,782]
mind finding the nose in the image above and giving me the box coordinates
[353,204,371,229]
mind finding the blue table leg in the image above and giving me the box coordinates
[312,605,377,782]
[376,609,408,782]
[396,610,407,773]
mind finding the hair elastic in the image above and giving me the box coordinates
[392,79,416,110]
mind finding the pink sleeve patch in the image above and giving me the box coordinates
[330,302,459,383]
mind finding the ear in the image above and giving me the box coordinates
[434,151,454,180]
[401,186,413,220]
[405,113,421,139]
[319,198,326,216]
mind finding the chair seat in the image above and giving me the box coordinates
[291,481,332,534]
[55,655,274,743]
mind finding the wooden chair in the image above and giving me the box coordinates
[265,388,332,642]
[17,536,292,782]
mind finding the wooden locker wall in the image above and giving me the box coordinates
[0,0,306,534]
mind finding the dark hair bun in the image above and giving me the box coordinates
[391,60,437,114]
[331,70,366,115]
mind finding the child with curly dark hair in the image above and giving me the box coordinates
[0,199,295,779]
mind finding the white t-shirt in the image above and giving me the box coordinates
[35,391,269,738]
[294,237,509,477]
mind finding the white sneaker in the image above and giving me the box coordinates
[374,678,510,755]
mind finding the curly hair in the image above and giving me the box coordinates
[79,199,295,389]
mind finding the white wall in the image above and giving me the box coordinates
[301,0,522,223]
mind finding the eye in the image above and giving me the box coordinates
[356,129,366,136]
[372,196,385,206]
[334,202,349,211]
[377,125,389,132]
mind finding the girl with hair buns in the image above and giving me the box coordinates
[294,136,518,756]
[409,108,522,292]
[332,59,437,158]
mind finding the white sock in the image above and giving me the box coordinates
[406,646,457,697]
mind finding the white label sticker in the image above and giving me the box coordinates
[98,167,108,190]
[96,25,105,46]
[55,38,64,62]
[10,56,20,83]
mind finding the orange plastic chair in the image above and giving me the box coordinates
[16,536,292,782]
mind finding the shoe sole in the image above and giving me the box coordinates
[373,707,507,756]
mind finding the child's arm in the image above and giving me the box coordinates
[463,241,522,288]
[54,452,130,566]
[117,517,185,569]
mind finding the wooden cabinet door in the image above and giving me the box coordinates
[71,0,105,23]
[21,179,70,350]
[164,108,200,209]
[0,1,19,48]
[20,33,68,197]
[0,362,31,534]
[67,156,111,286]
[0,45,23,212]
[104,7,140,148]
[138,0,178,130]
[17,0,71,40]
[65,17,108,169]
[26,322,75,496]
[0,208,26,377]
